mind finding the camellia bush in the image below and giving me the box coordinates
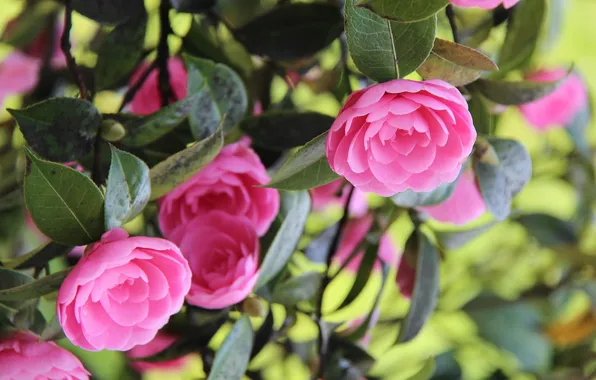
[1,0,596,379]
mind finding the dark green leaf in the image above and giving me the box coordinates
[488,137,532,196]
[256,191,311,289]
[336,243,378,310]
[207,316,253,380]
[149,127,223,200]
[24,150,105,245]
[0,2,59,48]
[345,0,436,81]
[0,189,23,213]
[72,0,145,24]
[417,38,498,86]
[40,314,65,341]
[467,74,569,105]
[13,306,46,335]
[9,98,102,162]
[250,308,274,359]
[3,242,72,270]
[272,272,322,306]
[241,111,334,151]
[515,213,578,247]
[468,93,493,135]
[566,103,592,161]
[234,3,343,61]
[0,269,71,302]
[94,13,147,90]
[184,56,248,139]
[356,0,448,23]
[169,0,215,13]
[397,231,440,343]
[407,358,436,380]
[498,0,546,73]
[0,268,33,300]
[392,175,459,207]
[474,160,510,221]
[105,146,150,229]
[435,222,498,250]
[328,335,376,374]
[266,132,340,190]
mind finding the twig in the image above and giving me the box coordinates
[118,61,158,112]
[315,185,355,379]
[445,5,459,44]
[157,0,174,108]
[61,0,88,99]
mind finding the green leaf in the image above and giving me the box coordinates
[336,243,378,310]
[345,0,436,81]
[498,0,546,73]
[256,191,311,289]
[94,13,147,90]
[184,56,248,139]
[406,358,436,380]
[266,132,340,190]
[356,0,448,22]
[170,0,215,13]
[392,174,459,207]
[435,222,498,250]
[40,314,65,341]
[397,230,440,343]
[515,213,578,247]
[417,38,498,86]
[105,146,150,229]
[0,189,23,213]
[9,98,102,162]
[271,272,322,307]
[488,137,532,196]
[0,269,71,302]
[207,316,253,380]
[473,160,510,221]
[2,242,72,270]
[566,103,592,161]
[13,305,46,335]
[72,0,145,24]
[24,150,105,245]
[0,2,59,48]
[468,93,493,136]
[234,3,343,61]
[467,74,569,105]
[149,128,224,200]
[241,111,334,151]
[0,268,34,310]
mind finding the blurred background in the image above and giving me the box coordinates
[2,0,596,379]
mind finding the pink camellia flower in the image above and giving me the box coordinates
[127,333,187,373]
[310,180,368,218]
[26,23,67,69]
[0,332,89,380]
[333,215,400,273]
[170,211,260,309]
[326,79,476,197]
[418,170,486,225]
[519,68,588,130]
[449,0,519,9]
[0,51,41,108]
[159,137,279,238]
[56,228,192,352]
[130,57,188,115]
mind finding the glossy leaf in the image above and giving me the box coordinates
[234,3,343,61]
[397,231,440,343]
[417,38,498,86]
[105,146,150,229]
[72,0,145,24]
[0,268,33,308]
[468,74,569,105]
[170,0,215,13]
[336,243,378,310]
[435,222,498,250]
[266,132,340,190]
[9,98,102,162]
[40,315,65,341]
[207,316,253,380]
[488,137,532,196]
[2,242,72,270]
[0,269,70,302]
[468,93,493,135]
[272,272,322,306]
[345,0,436,81]
[256,191,311,289]
[94,13,147,90]
[392,174,459,207]
[184,56,248,139]
[356,0,448,23]
[241,111,334,151]
[474,160,510,221]
[498,0,546,73]
[24,150,105,245]
[149,128,224,200]
[515,213,578,247]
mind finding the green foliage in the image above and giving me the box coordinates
[207,316,254,380]
[356,0,448,23]
[468,73,570,105]
[169,0,215,13]
[72,0,144,24]
[392,173,460,207]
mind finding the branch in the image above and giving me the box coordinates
[315,185,355,378]
[157,0,174,108]
[61,0,88,99]
[445,5,459,44]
